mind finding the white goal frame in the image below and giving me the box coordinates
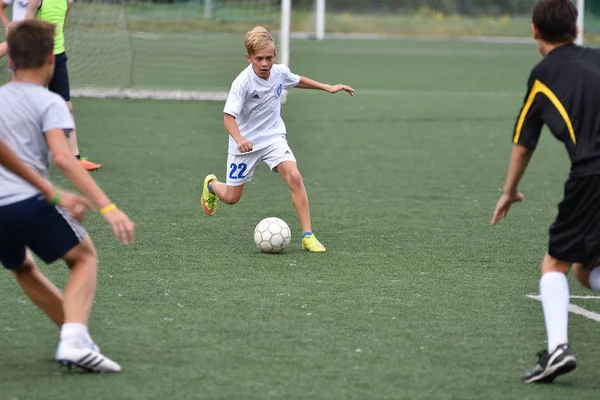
[73,0,590,101]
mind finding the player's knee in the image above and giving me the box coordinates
[12,256,38,277]
[285,170,303,189]
[222,192,242,205]
[541,253,571,275]
[63,238,97,269]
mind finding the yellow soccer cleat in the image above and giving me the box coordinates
[302,234,326,253]
[201,174,218,216]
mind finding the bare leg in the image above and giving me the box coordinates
[61,236,98,325]
[209,180,245,205]
[13,252,64,327]
[65,101,80,157]
[275,161,311,233]
[573,263,591,289]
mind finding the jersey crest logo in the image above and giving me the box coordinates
[275,84,283,98]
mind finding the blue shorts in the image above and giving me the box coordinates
[0,195,87,270]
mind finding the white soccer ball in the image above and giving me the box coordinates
[254,217,291,254]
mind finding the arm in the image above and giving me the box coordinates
[0,138,93,219]
[65,0,72,22]
[0,41,6,59]
[46,129,111,208]
[491,72,544,226]
[223,80,253,153]
[0,138,58,201]
[46,129,135,243]
[24,0,41,20]
[295,76,354,96]
[490,144,533,225]
[224,113,252,153]
[0,2,9,29]
[502,144,533,196]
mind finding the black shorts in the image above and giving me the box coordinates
[0,195,86,270]
[548,174,600,269]
[48,52,70,102]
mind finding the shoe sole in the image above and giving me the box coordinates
[201,196,215,216]
[302,245,326,253]
[57,358,121,373]
[57,359,103,373]
[523,357,577,383]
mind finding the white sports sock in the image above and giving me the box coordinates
[60,323,89,345]
[540,272,569,354]
[589,267,600,292]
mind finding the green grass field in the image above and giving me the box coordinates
[2,32,600,400]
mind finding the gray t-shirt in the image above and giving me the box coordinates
[0,82,74,206]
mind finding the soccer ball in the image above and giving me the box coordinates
[254,217,291,254]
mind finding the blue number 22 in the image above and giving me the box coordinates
[229,163,248,179]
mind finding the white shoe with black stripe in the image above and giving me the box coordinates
[521,343,576,383]
[56,341,121,373]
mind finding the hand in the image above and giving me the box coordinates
[237,139,253,153]
[328,84,355,96]
[102,208,135,245]
[491,192,524,226]
[58,191,94,222]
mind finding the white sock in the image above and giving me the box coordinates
[540,272,569,354]
[589,267,600,292]
[60,323,89,345]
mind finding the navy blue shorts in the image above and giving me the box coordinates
[48,52,70,102]
[0,195,86,270]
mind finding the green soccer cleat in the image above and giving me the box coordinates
[201,174,218,216]
[302,234,326,253]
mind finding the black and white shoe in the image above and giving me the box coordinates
[56,341,121,373]
[521,343,576,383]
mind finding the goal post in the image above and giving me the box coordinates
[3,0,589,102]
[316,0,326,40]
[280,0,291,104]
[577,0,585,45]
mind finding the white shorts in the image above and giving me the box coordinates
[226,141,296,186]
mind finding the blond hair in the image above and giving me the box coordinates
[244,26,275,55]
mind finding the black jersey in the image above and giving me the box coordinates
[513,44,600,177]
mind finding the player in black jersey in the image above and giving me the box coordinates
[491,0,600,384]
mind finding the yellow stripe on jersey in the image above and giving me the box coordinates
[513,80,576,145]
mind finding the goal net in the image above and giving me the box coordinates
[0,0,592,100]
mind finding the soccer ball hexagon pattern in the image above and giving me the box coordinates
[254,217,291,254]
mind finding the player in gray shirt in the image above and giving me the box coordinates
[0,20,135,373]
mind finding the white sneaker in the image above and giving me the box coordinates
[56,341,121,373]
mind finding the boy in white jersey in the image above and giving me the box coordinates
[201,26,354,253]
[0,20,135,373]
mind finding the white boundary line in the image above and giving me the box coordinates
[526,294,600,322]
[130,31,535,45]
[70,87,522,100]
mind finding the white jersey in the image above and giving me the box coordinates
[2,0,28,22]
[223,64,301,155]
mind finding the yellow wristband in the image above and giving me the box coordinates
[99,203,117,215]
